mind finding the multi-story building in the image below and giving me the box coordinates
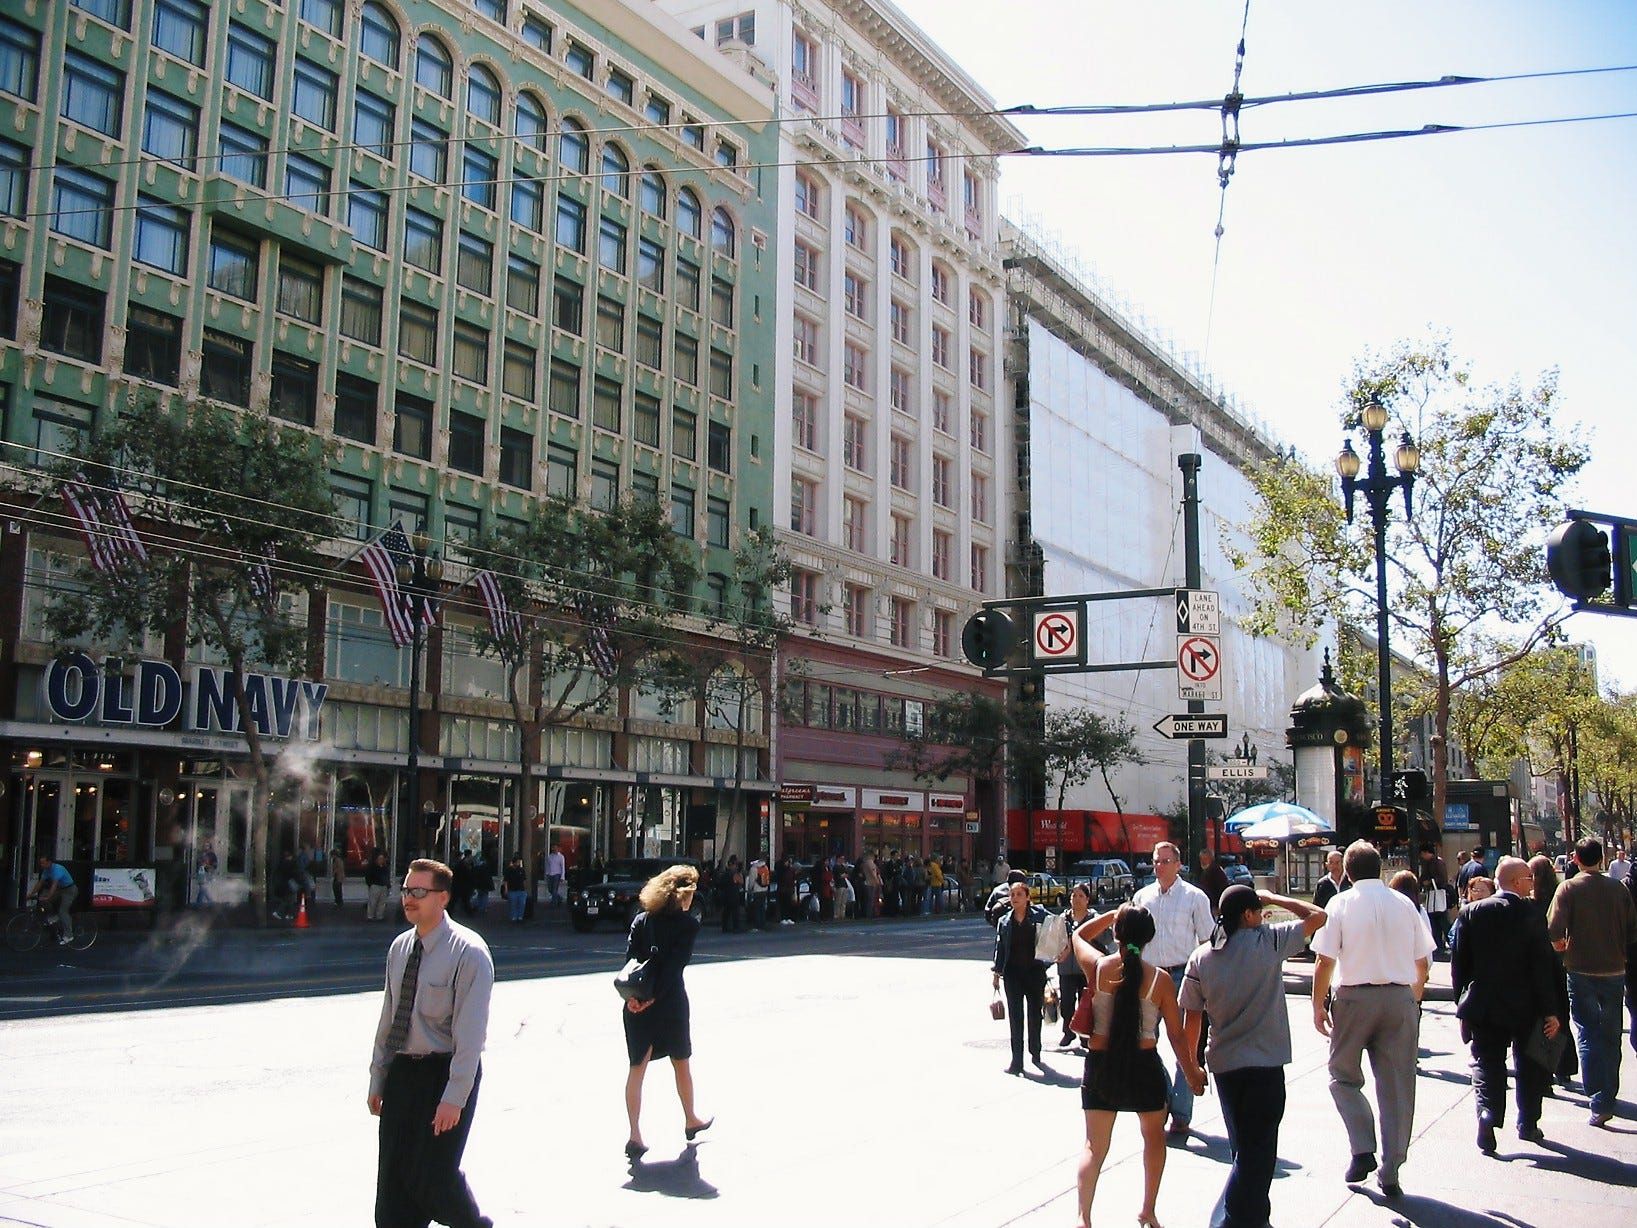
[660,0,1026,869]
[0,0,779,907]
[1002,222,1323,863]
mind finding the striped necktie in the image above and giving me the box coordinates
[385,938,422,1054]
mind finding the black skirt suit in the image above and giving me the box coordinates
[622,906,701,1065]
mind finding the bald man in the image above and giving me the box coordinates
[1450,857,1561,1150]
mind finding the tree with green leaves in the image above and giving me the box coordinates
[1232,337,1588,826]
[1042,707,1144,814]
[468,495,700,892]
[45,398,335,921]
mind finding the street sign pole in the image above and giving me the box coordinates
[1180,453,1206,871]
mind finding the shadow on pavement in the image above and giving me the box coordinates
[1183,1128,1301,1176]
[1356,1188,1508,1225]
[622,1143,718,1200]
[1519,1140,1637,1186]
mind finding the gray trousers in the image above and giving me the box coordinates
[367,885,390,920]
[1328,984,1419,1179]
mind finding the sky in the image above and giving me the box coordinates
[890,0,1637,687]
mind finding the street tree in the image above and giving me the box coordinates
[468,496,700,891]
[44,398,335,921]
[1043,707,1144,814]
[1233,337,1588,825]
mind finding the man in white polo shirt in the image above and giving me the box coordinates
[1132,840,1215,1137]
[1311,840,1434,1199]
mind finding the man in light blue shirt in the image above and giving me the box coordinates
[29,856,77,943]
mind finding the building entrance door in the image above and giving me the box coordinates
[185,780,253,896]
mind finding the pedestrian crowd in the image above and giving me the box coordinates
[701,850,989,931]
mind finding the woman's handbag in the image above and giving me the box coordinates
[989,989,1005,1021]
[1034,910,1068,961]
[615,950,658,1003]
[1068,988,1095,1037]
[1043,983,1060,1024]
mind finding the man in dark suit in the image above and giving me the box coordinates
[1450,856,1562,1150]
[1313,851,1350,910]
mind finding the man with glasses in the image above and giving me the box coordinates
[367,858,495,1228]
[1132,841,1215,1137]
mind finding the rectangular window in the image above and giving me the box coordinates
[971,473,989,523]
[333,373,377,444]
[565,42,594,79]
[521,15,552,52]
[709,348,732,399]
[932,326,950,369]
[455,232,493,294]
[50,166,114,248]
[511,176,544,231]
[675,259,700,311]
[793,171,820,219]
[793,241,819,292]
[141,90,198,167]
[546,443,577,498]
[132,197,189,275]
[292,59,338,130]
[0,17,40,102]
[300,0,343,38]
[340,276,383,345]
[348,184,387,250]
[471,0,506,22]
[791,569,818,625]
[63,52,124,137]
[591,458,619,511]
[0,138,25,217]
[971,410,990,454]
[844,207,866,248]
[672,406,697,459]
[637,238,664,292]
[461,144,497,209]
[225,23,275,98]
[548,359,580,418]
[931,455,952,507]
[593,376,622,432]
[595,295,624,352]
[555,195,586,252]
[201,329,251,405]
[448,410,485,474]
[598,217,626,272]
[499,427,532,488]
[931,263,950,304]
[843,415,866,471]
[842,497,866,553]
[845,585,869,637]
[503,340,536,400]
[277,255,323,324]
[674,334,699,386]
[219,122,268,188]
[891,597,914,649]
[932,530,951,581]
[330,472,372,540]
[890,236,911,279]
[670,485,694,537]
[633,394,660,447]
[890,299,912,345]
[393,393,433,459]
[506,255,540,315]
[270,353,319,426]
[969,289,989,330]
[843,342,867,391]
[969,348,988,391]
[397,300,437,365]
[452,321,489,383]
[644,94,670,126]
[207,230,259,300]
[153,2,207,67]
[791,32,815,91]
[889,367,912,414]
[791,389,817,450]
[122,303,181,385]
[789,477,816,536]
[889,434,910,489]
[285,152,329,215]
[707,421,731,473]
[793,316,819,366]
[403,207,442,272]
[933,609,953,657]
[553,277,583,333]
[932,388,952,434]
[607,68,634,106]
[635,314,662,368]
[970,542,989,592]
[707,496,731,549]
[353,91,395,158]
[410,119,447,182]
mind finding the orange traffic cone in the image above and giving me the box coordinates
[294,894,310,929]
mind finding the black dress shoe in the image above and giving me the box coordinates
[1030,1052,1045,1069]
[1477,1115,1497,1154]
[624,1141,648,1161]
[1005,1060,1023,1075]
[685,1118,714,1141]
[1518,1124,1546,1144]
[1344,1153,1377,1183]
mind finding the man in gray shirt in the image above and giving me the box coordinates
[1181,884,1326,1228]
[368,857,495,1228]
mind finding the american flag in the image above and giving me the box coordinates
[247,546,276,614]
[359,522,438,648]
[573,588,617,679]
[60,478,148,573]
[472,570,524,645]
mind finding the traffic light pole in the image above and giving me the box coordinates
[1180,454,1206,872]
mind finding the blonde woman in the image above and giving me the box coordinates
[623,865,713,1160]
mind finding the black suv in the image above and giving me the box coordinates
[569,857,706,932]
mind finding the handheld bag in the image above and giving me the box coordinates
[989,989,1006,1021]
[614,915,659,1003]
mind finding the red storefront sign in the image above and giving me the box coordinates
[1005,809,1172,854]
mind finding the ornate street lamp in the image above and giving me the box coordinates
[1336,398,1421,859]
[396,530,443,857]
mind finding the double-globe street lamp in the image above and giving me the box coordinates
[397,530,443,858]
[1336,399,1422,861]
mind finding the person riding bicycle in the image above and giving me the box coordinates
[27,856,77,944]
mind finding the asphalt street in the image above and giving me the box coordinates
[1,912,1633,1227]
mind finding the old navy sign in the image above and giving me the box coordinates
[44,652,327,741]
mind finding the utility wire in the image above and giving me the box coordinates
[1204,0,1255,363]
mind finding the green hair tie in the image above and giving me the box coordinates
[1124,942,1142,956]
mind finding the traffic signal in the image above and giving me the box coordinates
[961,608,1016,669]
[1546,518,1612,602]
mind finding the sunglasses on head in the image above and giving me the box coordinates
[402,886,445,899]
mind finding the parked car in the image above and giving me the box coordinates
[569,857,706,932]
[1064,858,1135,907]
[1027,872,1067,910]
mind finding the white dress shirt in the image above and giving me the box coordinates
[369,915,494,1106]
[1132,876,1215,967]
[1609,856,1630,885]
[1310,878,1435,986]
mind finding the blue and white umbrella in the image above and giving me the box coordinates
[1224,801,1333,842]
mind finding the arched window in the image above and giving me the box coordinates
[359,2,400,70]
[639,168,666,217]
[415,34,452,98]
[467,64,501,125]
[558,117,589,176]
[514,91,548,150]
[676,188,702,238]
[711,206,736,256]
[600,144,629,197]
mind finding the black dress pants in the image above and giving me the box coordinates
[1214,1066,1285,1228]
[1470,1022,1548,1130]
[377,1055,489,1228]
[1003,963,1046,1063]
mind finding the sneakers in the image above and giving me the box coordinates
[1590,1111,1613,1127]
[56,934,72,945]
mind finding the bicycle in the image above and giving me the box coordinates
[5,901,98,952]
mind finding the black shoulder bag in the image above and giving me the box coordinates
[614,916,660,1003]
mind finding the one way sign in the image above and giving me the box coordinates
[1153,714,1229,739]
